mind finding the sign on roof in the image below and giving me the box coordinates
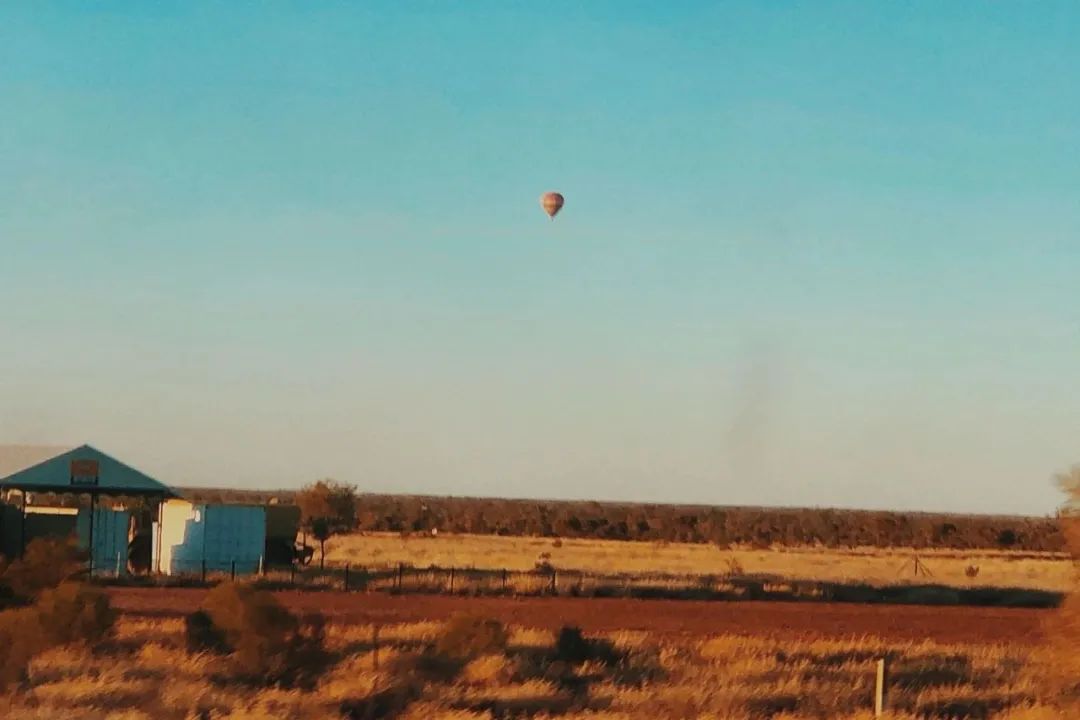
[70,459,100,487]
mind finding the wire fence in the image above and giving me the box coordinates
[94,559,1064,608]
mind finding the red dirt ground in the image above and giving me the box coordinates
[108,587,1048,645]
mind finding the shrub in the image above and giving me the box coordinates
[201,582,297,674]
[195,582,329,686]
[185,609,228,654]
[387,614,509,686]
[1,537,85,601]
[0,607,43,690]
[35,582,115,646]
[434,614,508,662]
[554,626,595,665]
[284,612,332,688]
[554,626,620,666]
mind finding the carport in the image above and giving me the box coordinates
[0,444,175,574]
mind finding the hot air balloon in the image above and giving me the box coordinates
[539,191,564,220]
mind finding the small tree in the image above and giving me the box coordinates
[1057,466,1080,555]
[1043,465,1080,704]
[296,479,358,569]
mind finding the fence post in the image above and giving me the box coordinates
[397,563,404,592]
[231,560,236,581]
[201,559,207,584]
[449,566,455,594]
[502,569,508,593]
[874,658,888,716]
[344,564,350,592]
[551,569,557,595]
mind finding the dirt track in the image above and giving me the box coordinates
[108,587,1048,646]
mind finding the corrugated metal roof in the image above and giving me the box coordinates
[0,444,175,496]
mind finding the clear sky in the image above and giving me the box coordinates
[2,3,1078,515]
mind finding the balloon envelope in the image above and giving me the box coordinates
[539,191,564,219]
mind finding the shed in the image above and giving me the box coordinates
[153,498,266,576]
[0,444,175,573]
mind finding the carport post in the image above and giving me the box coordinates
[19,491,27,558]
[87,492,97,578]
[154,496,164,575]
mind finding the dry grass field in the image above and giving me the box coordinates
[325,532,1074,592]
[0,614,1069,720]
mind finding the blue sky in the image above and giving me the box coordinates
[2,2,1079,514]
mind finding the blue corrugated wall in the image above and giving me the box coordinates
[76,508,130,576]
[170,504,266,575]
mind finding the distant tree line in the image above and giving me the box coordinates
[176,488,1065,553]
[353,496,1064,552]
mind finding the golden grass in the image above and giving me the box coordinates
[325,531,1074,591]
[0,614,1071,719]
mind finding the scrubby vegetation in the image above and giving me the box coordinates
[0,539,115,691]
[34,581,115,647]
[186,581,330,688]
[0,613,1070,719]
[1,536,86,602]
[434,614,509,662]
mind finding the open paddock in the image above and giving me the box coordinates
[324,531,1075,592]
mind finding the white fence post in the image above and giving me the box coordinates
[874,658,888,716]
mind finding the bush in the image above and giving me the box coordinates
[1,537,85,601]
[201,582,298,675]
[185,609,228,654]
[554,626,620,666]
[434,614,508,662]
[195,582,329,686]
[0,607,43,690]
[285,612,331,688]
[386,614,509,686]
[35,582,115,646]
[0,579,114,692]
